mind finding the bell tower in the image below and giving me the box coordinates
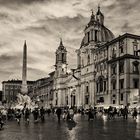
[55,38,67,77]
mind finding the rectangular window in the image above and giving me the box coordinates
[112,66,116,75]
[119,61,124,74]
[104,50,106,57]
[62,53,64,63]
[66,96,68,105]
[112,47,116,58]
[95,30,98,41]
[120,46,124,53]
[96,83,98,93]
[120,79,124,89]
[133,79,139,88]
[91,29,93,41]
[104,81,106,91]
[56,93,58,105]
[85,96,89,104]
[133,45,138,56]
[113,100,115,104]
[119,40,124,54]
[112,81,116,90]
[73,96,76,105]
[121,93,123,101]
[133,63,139,73]
[86,85,89,93]
[88,32,90,42]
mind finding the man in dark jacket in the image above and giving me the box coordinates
[123,106,128,120]
[56,108,62,122]
[40,107,45,122]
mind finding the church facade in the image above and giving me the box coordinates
[52,7,140,108]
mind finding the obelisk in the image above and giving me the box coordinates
[21,40,28,95]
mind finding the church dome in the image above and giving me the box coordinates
[80,7,114,48]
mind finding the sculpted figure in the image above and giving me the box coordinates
[16,93,24,105]
[23,94,31,105]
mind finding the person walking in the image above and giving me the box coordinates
[67,108,74,121]
[108,106,113,120]
[88,109,94,121]
[40,107,45,122]
[24,108,30,124]
[123,106,128,120]
[15,109,22,125]
[1,109,7,123]
[56,108,62,122]
[132,108,137,119]
[33,108,39,123]
[0,114,4,130]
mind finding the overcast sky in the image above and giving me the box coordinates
[0,0,139,88]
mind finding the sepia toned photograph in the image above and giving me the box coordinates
[0,0,140,140]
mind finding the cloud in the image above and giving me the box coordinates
[0,0,45,5]
[0,0,139,89]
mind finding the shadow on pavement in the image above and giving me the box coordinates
[66,120,77,130]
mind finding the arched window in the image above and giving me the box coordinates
[133,61,139,73]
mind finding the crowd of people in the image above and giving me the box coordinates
[0,105,139,130]
[87,106,139,121]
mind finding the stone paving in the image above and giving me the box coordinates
[0,114,140,140]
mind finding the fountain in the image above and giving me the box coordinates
[14,93,33,110]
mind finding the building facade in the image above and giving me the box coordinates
[2,80,34,103]
[52,7,140,108]
[31,72,54,108]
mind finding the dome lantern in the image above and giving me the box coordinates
[96,5,104,25]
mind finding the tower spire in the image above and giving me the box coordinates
[90,9,95,21]
[60,37,63,46]
[98,3,100,11]
[91,9,94,16]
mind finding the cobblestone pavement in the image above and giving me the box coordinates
[0,114,140,140]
